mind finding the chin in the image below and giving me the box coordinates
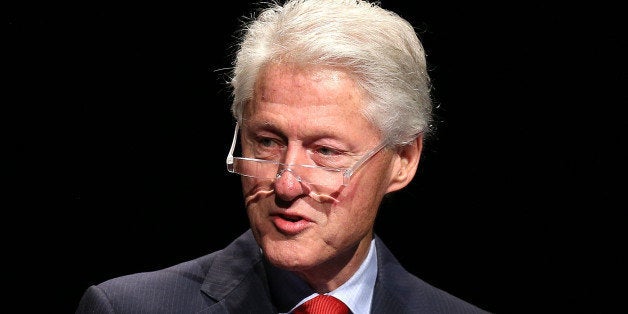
[262,239,318,270]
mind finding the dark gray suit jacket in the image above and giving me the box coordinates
[76,229,489,313]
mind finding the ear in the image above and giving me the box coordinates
[386,135,423,193]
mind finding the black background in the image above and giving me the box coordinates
[9,1,625,313]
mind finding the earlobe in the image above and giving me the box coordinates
[386,136,423,193]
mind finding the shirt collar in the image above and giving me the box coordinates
[327,238,377,314]
[266,239,378,314]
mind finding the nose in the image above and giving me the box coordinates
[274,167,310,201]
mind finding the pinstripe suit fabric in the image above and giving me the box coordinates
[76,230,489,313]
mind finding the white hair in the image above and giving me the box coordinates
[230,0,432,146]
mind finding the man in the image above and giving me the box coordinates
[77,0,490,312]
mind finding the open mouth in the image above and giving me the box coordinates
[280,214,303,222]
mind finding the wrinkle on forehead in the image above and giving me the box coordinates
[255,64,362,105]
[242,63,378,143]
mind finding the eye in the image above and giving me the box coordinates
[310,145,353,168]
[258,137,276,148]
[315,146,342,157]
[250,136,284,159]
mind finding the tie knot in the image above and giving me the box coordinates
[293,294,350,314]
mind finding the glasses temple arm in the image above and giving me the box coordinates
[226,122,239,165]
[343,140,389,183]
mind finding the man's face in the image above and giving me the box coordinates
[241,63,398,288]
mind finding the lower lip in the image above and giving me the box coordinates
[271,216,311,235]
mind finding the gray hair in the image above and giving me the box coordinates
[229,0,432,146]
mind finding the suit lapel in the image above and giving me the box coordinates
[200,230,277,313]
[371,236,408,313]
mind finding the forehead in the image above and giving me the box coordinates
[255,63,363,106]
[243,63,379,139]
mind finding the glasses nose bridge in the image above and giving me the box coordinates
[275,167,303,183]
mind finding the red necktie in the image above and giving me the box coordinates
[293,295,350,314]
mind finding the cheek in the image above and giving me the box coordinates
[241,178,274,207]
[335,176,385,218]
[346,162,393,197]
[241,178,256,194]
[335,158,393,212]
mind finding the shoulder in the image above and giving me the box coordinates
[103,253,214,294]
[76,230,262,313]
[76,252,218,313]
[373,236,491,313]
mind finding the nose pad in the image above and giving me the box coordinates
[274,166,311,200]
[275,167,302,182]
